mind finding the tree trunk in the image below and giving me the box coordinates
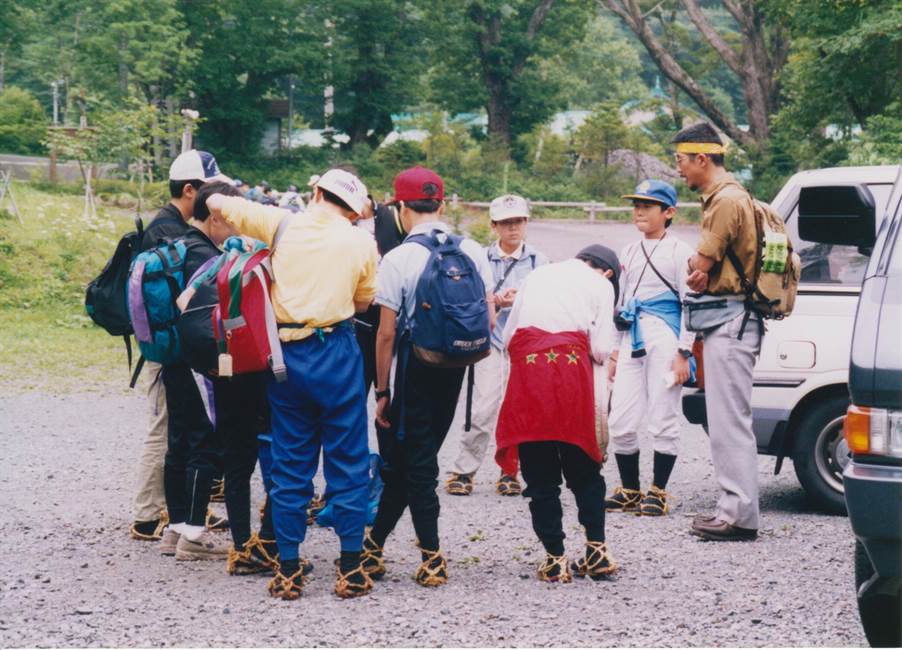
[485,83,513,151]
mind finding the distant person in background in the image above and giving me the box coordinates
[446,194,549,498]
[278,183,306,212]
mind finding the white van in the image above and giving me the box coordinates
[682,164,900,513]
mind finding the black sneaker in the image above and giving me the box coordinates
[129,513,169,541]
[604,487,643,513]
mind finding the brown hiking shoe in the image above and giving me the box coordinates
[445,473,474,496]
[414,547,448,587]
[496,473,522,496]
[571,541,617,580]
[268,568,305,600]
[129,511,169,541]
[639,485,670,516]
[335,564,374,599]
[537,553,572,583]
[361,530,386,579]
[604,487,643,513]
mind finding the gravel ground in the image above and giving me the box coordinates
[1,387,866,647]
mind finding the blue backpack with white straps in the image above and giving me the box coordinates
[405,230,491,368]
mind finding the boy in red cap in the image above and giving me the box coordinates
[366,166,496,587]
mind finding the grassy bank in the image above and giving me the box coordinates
[0,182,134,391]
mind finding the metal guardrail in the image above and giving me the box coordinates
[445,194,701,222]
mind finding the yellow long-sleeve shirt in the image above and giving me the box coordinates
[220,197,378,342]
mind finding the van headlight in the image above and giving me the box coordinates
[844,405,902,458]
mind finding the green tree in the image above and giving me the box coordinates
[180,0,324,156]
[429,0,592,152]
[0,87,48,154]
[538,14,645,109]
[771,0,902,165]
[328,0,427,148]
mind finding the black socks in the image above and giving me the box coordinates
[653,452,677,490]
[340,550,362,573]
[543,540,566,557]
[614,452,641,491]
[280,558,300,577]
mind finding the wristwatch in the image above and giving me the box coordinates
[678,348,693,359]
[375,388,391,401]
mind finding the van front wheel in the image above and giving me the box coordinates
[792,395,850,515]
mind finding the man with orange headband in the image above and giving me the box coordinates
[672,122,763,542]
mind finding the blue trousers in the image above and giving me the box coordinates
[268,327,370,560]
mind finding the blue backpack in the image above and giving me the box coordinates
[127,240,188,371]
[405,230,491,368]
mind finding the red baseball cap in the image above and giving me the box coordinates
[388,166,444,204]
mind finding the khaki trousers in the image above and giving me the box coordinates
[132,361,169,522]
[702,312,763,529]
[450,350,508,476]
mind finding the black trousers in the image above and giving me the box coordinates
[371,353,465,551]
[353,305,380,396]
[214,372,269,549]
[162,362,222,526]
[519,441,607,553]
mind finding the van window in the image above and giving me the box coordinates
[787,183,894,285]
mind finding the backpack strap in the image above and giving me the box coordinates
[129,354,146,389]
[639,240,680,298]
[493,258,518,294]
[464,363,476,432]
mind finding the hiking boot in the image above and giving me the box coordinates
[227,533,280,575]
[268,568,305,600]
[537,553,572,583]
[335,564,374,599]
[361,530,386,579]
[414,547,448,587]
[445,473,474,496]
[306,493,326,525]
[496,473,522,496]
[160,527,180,556]
[571,541,617,580]
[209,478,225,503]
[205,508,230,532]
[129,511,169,541]
[604,487,643,513]
[639,485,670,516]
[175,530,230,561]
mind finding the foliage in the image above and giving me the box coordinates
[0,87,48,154]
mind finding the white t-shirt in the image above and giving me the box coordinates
[502,258,615,364]
[376,221,494,323]
[614,234,695,351]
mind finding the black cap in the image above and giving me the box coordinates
[576,244,621,304]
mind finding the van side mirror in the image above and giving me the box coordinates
[798,185,876,248]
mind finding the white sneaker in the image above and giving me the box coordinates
[175,530,230,561]
[160,527,181,556]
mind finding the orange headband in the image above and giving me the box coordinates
[675,142,727,155]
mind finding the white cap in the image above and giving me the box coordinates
[490,194,530,221]
[315,168,368,215]
[307,174,321,187]
[168,150,231,184]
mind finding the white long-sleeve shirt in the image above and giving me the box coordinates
[502,258,615,364]
[613,234,696,352]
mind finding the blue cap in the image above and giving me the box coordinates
[622,179,677,209]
